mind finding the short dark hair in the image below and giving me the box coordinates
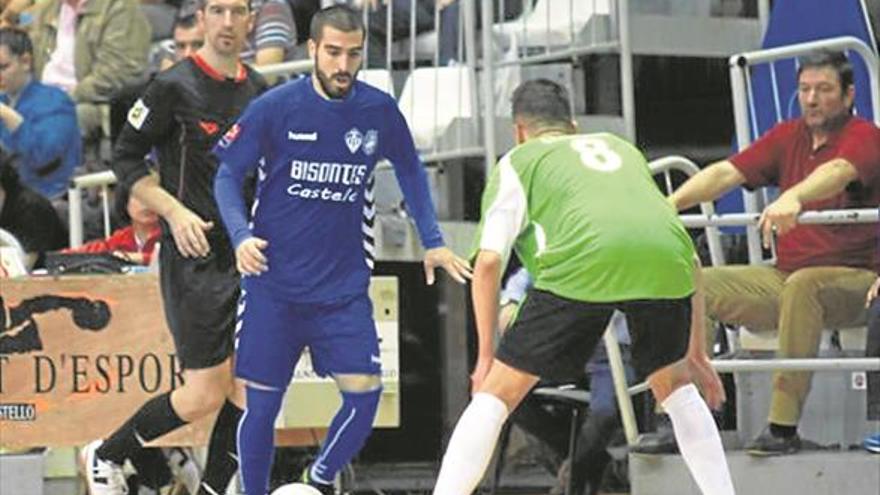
[511,79,574,131]
[174,13,198,31]
[797,49,854,90]
[0,27,33,58]
[309,4,364,43]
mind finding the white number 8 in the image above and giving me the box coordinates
[571,137,622,172]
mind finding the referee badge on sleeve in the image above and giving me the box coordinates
[127,99,150,130]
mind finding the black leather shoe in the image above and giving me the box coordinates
[745,426,801,456]
[630,427,678,454]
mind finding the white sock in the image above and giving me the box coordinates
[662,384,736,495]
[433,393,509,495]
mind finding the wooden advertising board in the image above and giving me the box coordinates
[0,274,399,449]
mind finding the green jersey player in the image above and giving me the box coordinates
[432,79,736,495]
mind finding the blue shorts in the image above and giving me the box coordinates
[235,287,381,388]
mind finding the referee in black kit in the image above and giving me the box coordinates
[81,0,266,494]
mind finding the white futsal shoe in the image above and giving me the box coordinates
[82,439,129,495]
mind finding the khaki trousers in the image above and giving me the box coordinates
[704,265,874,426]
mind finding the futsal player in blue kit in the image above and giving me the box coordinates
[213,6,472,495]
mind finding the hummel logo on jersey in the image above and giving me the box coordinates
[345,127,363,154]
[288,131,318,141]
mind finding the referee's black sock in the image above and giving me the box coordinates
[97,392,187,465]
[197,399,243,495]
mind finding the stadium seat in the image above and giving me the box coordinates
[398,66,476,151]
[358,69,395,97]
[493,0,611,49]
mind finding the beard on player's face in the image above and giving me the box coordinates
[313,54,358,99]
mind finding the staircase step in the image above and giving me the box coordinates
[630,449,880,495]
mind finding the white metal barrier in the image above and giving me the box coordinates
[606,204,880,445]
[67,171,117,248]
[597,153,880,445]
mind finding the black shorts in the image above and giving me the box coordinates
[496,289,691,382]
[159,239,239,370]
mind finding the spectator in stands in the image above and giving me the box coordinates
[158,12,205,71]
[0,152,67,270]
[29,0,150,143]
[0,0,32,26]
[0,27,80,201]
[865,267,880,453]
[62,183,160,265]
[670,49,880,456]
[242,0,297,68]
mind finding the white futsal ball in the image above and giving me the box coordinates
[271,483,324,495]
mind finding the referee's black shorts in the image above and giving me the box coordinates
[159,238,239,370]
[496,289,692,382]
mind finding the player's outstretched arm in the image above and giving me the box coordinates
[423,246,472,285]
[131,174,213,258]
[685,255,726,410]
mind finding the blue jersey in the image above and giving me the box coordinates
[213,76,444,302]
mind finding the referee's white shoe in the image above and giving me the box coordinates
[82,439,129,495]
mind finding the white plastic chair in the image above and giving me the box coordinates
[397,66,476,151]
[494,0,611,49]
[358,69,395,97]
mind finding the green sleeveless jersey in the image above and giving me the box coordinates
[472,132,695,302]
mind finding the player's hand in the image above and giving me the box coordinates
[166,205,213,258]
[758,192,801,249]
[423,246,472,285]
[686,353,726,410]
[236,237,269,275]
[867,276,880,308]
[470,357,492,394]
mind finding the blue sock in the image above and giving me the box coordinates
[238,386,284,495]
[309,388,382,484]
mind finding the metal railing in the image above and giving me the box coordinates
[67,171,117,248]
[649,156,726,266]
[603,157,880,445]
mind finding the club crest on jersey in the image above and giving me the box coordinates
[345,127,363,154]
[219,123,241,148]
[363,130,378,156]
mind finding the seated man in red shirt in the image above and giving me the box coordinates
[63,183,160,265]
[670,49,880,455]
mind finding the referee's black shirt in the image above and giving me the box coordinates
[112,54,266,249]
